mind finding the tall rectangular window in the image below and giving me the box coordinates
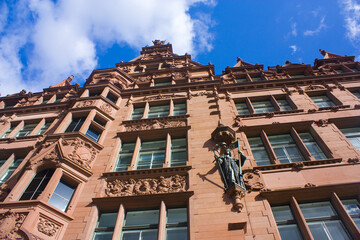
[53,96,63,103]
[252,100,276,113]
[37,120,53,135]
[93,212,118,240]
[236,102,250,115]
[170,138,187,167]
[340,127,360,151]
[351,90,360,99]
[15,122,38,137]
[137,140,166,169]
[310,95,336,108]
[106,92,118,104]
[115,143,135,171]
[86,126,101,142]
[122,210,159,239]
[48,179,76,212]
[299,132,327,160]
[277,99,292,111]
[341,199,360,229]
[0,157,24,186]
[131,106,145,120]
[248,137,271,166]
[268,134,304,163]
[173,102,186,116]
[65,117,85,132]
[1,124,17,138]
[20,169,54,200]
[300,201,351,240]
[166,208,188,240]
[147,104,169,118]
[272,205,303,240]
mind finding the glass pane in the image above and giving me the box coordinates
[278,225,303,240]
[272,206,294,222]
[125,210,159,226]
[236,102,250,115]
[148,104,169,118]
[325,220,351,240]
[16,123,38,137]
[311,95,336,108]
[268,134,304,163]
[168,208,187,223]
[341,199,360,215]
[131,106,145,120]
[248,137,271,166]
[106,93,117,104]
[86,126,100,142]
[38,121,52,134]
[137,140,165,169]
[252,100,275,113]
[171,138,187,167]
[251,76,262,82]
[48,180,76,211]
[236,77,247,83]
[340,127,360,151]
[154,80,172,86]
[20,169,54,200]
[141,229,158,240]
[93,232,113,240]
[173,102,186,116]
[115,143,135,171]
[98,213,117,228]
[166,227,187,240]
[299,202,336,219]
[65,117,85,132]
[122,232,140,240]
[277,99,292,111]
[308,222,329,240]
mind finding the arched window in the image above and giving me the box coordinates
[20,169,54,200]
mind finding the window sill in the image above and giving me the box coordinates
[251,158,342,171]
[236,109,304,119]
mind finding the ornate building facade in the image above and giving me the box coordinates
[0,41,359,239]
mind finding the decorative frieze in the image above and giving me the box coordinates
[124,118,186,132]
[76,100,95,108]
[105,175,186,197]
[37,216,61,237]
[0,211,27,239]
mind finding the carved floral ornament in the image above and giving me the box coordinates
[0,211,27,240]
[37,216,61,237]
[28,137,98,171]
[76,100,95,108]
[242,170,265,192]
[125,119,186,132]
[105,175,186,197]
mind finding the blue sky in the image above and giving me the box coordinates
[1,0,360,95]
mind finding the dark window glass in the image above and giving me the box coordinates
[131,106,145,120]
[20,169,54,200]
[53,96,63,103]
[173,102,186,116]
[106,92,117,104]
[166,208,188,240]
[93,212,118,240]
[1,124,17,138]
[252,100,276,113]
[310,95,336,108]
[16,122,38,137]
[65,117,86,132]
[251,76,262,82]
[170,138,187,167]
[0,157,24,186]
[248,137,271,166]
[272,206,302,240]
[122,210,159,240]
[86,126,101,142]
[154,79,172,87]
[148,104,169,118]
[277,99,292,111]
[37,121,53,135]
[115,143,135,171]
[236,102,250,115]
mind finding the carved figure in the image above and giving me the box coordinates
[0,211,26,239]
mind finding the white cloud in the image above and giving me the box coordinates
[291,22,297,37]
[0,0,216,95]
[304,16,327,36]
[290,45,298,54]
[340,0,360,41]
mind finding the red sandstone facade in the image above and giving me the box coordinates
[0,41,359,240]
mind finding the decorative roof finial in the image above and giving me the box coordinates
[152,40,166,46]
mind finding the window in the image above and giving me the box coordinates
[48,179,76,211]
[106,92,118,104]
[350,90,360,99]
[89,90,101,97]
[310,95,336,108]
[248,129,329,166]
[166,208,188,240]
[20,169,54,200]
[37,120,53,135]
[236,77,247,83]
[0,123,17,138]
[137,139,166,169]
[154,79,172,87]
[272,205,303,240]
[0,156,24,186]
[349,67,359,72]
[335,68,345,74]
[86,125,101,142]
[235,96,293,115]
[131,100,187,120]
[298,132,327,160]
[93,212,118,239]
[122,209,159,239]
[53,95,63,103]
[65,117,85,132]
[41,97,51,104]
[250,76,262,82]
[268,134,304,163]
[272,199,356,240]
[341,199,360,229]
[340,127,360,151]
[170,138,187,167]
[15,122,38,137]
[115,143,135,171]
[290,74,306,78]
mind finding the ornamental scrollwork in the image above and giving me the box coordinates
[243,170,264,192]
[0,211,27,240]
[37,216,60,237]
[100,103,113,114]
[76,100,94,108]
[125,119,186,132]
[105,175,186,197]
[61,138,98,170]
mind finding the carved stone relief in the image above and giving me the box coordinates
[37,216,61,237]
[105,175,186,197]
[76,100,95,108]
[125,119,186,132]
[100,103,113,114]
[141,93,186,102]
[0,211,27,240]
[315,119,329,127]
[61,138,98,170]
[0,114,15,125]
[243,170,264,192]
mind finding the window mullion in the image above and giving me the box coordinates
[169,99,174,116]
[158,201,167,240]
[245,98,255,114]
[8,121,23,138]
[260,130,279,164]
[38,168,63,202]
[79,110,96,134]
[130,137,141,170]
[143,102,150,119]
[164,134,171,167]
[113,204,125,240]
[270,96,281,111]
[331,192,360,239]
[290,128,313,161]
[290,196,314,240]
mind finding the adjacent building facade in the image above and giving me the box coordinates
[0,41,359,240]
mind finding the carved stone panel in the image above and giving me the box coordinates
[0,211,27,240]
[105,175,186,197]
[37,215,61,237]
[243,170,264,192]
[61,138,98,170]
[124,119,186,132]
